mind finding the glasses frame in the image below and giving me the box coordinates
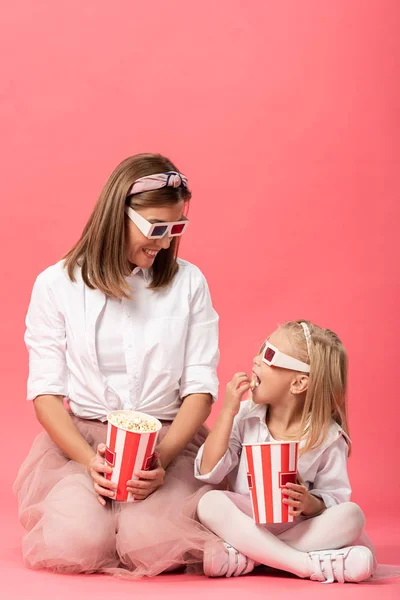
[262,341,310,373]
[124,206,189,239]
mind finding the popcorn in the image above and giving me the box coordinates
[107,412,157,433]
[250,378,260,391]
[105,410,162,502]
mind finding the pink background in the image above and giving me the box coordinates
[1,1,399,596]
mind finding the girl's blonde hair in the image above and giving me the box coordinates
[64,153,191,298]
[280,320,350,455]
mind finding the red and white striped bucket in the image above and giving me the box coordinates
[244,441,299,524]
[105,410,162,502]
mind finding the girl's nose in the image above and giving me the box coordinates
[253,354,261,366]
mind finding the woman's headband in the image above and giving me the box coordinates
[128,171,188,196]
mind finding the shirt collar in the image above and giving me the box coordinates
[127,266,151,284]
[241,400,268,422]
[241,400,348,445]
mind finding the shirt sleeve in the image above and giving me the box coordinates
[25,272,69,400]
[180,270,219,401]
[194,412,243,484]
[309,435,352,508]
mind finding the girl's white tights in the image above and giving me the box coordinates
[197,490,365,578]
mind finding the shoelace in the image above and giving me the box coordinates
[224,544,250,578]
[310,551,346,584]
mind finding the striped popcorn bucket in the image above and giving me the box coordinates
[244,441,299,524]
[105,410,162,502]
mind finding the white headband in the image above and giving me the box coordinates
[300,322,312,357]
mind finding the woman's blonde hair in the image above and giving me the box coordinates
[64,153,191,298]
[280,320,350,455]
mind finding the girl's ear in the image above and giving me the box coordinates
[290,374,309,396]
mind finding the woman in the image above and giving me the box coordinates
[14,153,219,577]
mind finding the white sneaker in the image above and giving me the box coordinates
[203,540,255,578]
[309,546,374,583]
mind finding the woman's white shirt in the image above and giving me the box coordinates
[25,259,219,421]
[194,400,351,508]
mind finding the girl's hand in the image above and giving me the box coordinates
[222,372,251,417]
[87,443,117,506]
[126,454,165,500]
[282,482,312,516]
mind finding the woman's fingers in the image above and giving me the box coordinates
[127,490,147,500]
[97,494,107,506]
[94,482,115,499]
[133,467,164,481]
[97,442,106,454]
[93,461,113,475]
[127,479,153,490]
[91,470,117,490]
[126,483,157,499]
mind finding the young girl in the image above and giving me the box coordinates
[194,320,375,583]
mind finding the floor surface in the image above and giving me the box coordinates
[2,503,399,600]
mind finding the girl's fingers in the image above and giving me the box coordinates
[230,374,250,387]
[288,508,302,516]
[238,383,250,394]
[235,376,250,386]
[285,483,305,493]
[282,496,302,507]
[282,488,303,500]
[239,380,250,387]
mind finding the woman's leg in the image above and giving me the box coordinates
[114,426,216,578]
[23,473,118,572]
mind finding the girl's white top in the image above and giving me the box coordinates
[25,259,219,421]
[195,400,351,508]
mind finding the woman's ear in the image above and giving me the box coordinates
[290,374,309,396]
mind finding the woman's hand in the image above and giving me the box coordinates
[126,454,165,500]
[222,372,251,418]
[86,443,117,506]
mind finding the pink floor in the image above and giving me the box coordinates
[2,492,399,600]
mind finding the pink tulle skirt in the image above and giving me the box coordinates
[13,416,218,578]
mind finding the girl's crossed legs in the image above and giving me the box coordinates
[197,490,373,582]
